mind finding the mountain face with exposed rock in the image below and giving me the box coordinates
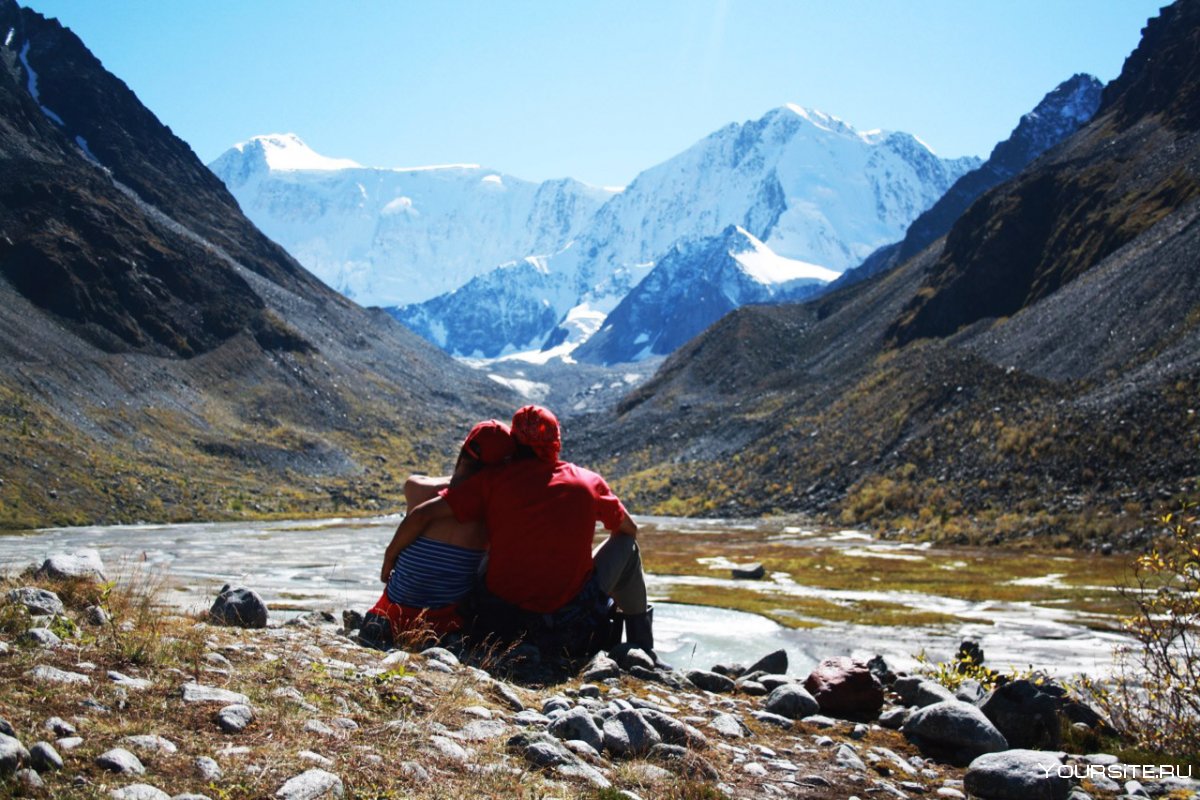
[0,0,514,527]
[575,0,1200,545]
[838,73,1104,288]
[573,226,836,365]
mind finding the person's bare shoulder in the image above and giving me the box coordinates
[405,474,451,507]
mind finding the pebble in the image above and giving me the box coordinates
[122,735,177,754]
[299,750,335,768]
[304,720,338,737]
[427,735,472,763]
[108,671,152,690]
[57,737,84,750]
[44,716,76,737]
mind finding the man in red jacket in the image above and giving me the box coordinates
[383,405,656,659]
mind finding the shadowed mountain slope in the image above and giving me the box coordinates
[576,0,1200,545]
[0,1,514,527]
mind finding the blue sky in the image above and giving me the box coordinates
[22,0,1163,187]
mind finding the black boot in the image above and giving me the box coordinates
[356,611,394,651]
[624,605,671,669]
[603,610,626,652]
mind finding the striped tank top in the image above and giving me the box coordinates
[385,536,484,609]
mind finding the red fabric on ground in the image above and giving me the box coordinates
[368,590,464,640]
[441,458,627,613]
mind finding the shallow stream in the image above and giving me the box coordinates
[0,515,1130,677]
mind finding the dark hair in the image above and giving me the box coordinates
[511,443,540,461]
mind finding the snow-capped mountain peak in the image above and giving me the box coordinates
[728,226,842,285]
[229,133,361,173]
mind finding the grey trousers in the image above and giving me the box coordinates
[592,534,648,615]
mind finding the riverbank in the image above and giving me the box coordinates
[2,555,1195,800]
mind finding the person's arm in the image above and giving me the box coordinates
[615,510,638,538]
[380,495,455,583]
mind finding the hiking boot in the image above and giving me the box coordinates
[355,611,394,651]
[624,605,672,670]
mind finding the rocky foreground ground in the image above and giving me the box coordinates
[0,550,1196,800]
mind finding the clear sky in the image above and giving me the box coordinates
[20,0,1164,188]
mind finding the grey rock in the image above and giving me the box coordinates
[209,585,268,629]
[964,749,1069,800]
[513,709,551,727]
[111,785,171,800]
[0,733,30,775]
[15,768,44,792]
[763,683,820,720]
[181,683,249,704]
[638,708,708,749]
[57,736,83,750]
[0,718,13,737]
[7,587,64,617]
[28,741,62,772]
[217,704,255,733]
[836,744,868,771]
[894,676,957,708]
[122,735,177,754]
[747,649,788,675]
[508,731,579,768]
[459,719,509,741]
[541,695,572,716]
[616,646,656,672]
[36,549,107,581]
[194,756,222,781]
[299,751,334,768]
[879,706,911,729]
[804,714,839,728]
[1123,781,1149,798]
[304,720,337,737]
[549,707,604,752]
[685,669,736,694]
[19,627,62,647]
[736,679,768,696]
[44,716,75,737]
[955,679,987,704]
[649,743,721,780]
[26,665,90,685]
[555,761,612,788]
[85,605,110,626]
[427,735,471,763]
[274,768,345,799]
[869,655,898,685]
[750,710,794,729]
[490,682,525,712]
[582,652,621,682]
[712,662,747,678]
[758,673,795,691]
[731,562,766,580]
[707,712,749,739]
[979,679,1062,749]
[96,747,145,775]
[902,701,1008,764]
[603,709,662,757]
[173,794,216,800]
[109,671,152,690]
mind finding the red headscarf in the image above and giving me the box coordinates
[511,405,561,462]
[462,420,515,465]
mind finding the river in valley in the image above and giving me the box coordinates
[0,515,1132,678]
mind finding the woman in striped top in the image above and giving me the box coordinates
[359,420,515,648]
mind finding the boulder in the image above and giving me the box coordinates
[28,741,62,772]
[803,657,884,716]
[209,585,268,629]
[731,563,766,580]
[275,768,345,799]
[707,712,749,738]
[507,731,579,768]
[217,704,256,734]
[35,549,106,581]
[894,676,956,707]
[868,655,897,686]
[763,683,820,720]
[685,669,736,694]
[602,709,662,757]
[746,649,788,676]
[964,749,1070,800]
[901,701,1008,765]
[96,747,145,775]
[581,652,621,682]
[548,707,603,753]
[0,733,29,775]
[638,708,709,749]
[711,662,747,678]
[7,587,64,617]
[979,680,1061,749]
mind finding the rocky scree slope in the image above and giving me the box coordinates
[575,0,1200,545]
[0,1,515,528]
[0,551,1183,800]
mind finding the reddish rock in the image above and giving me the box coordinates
[803,657,884,716]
